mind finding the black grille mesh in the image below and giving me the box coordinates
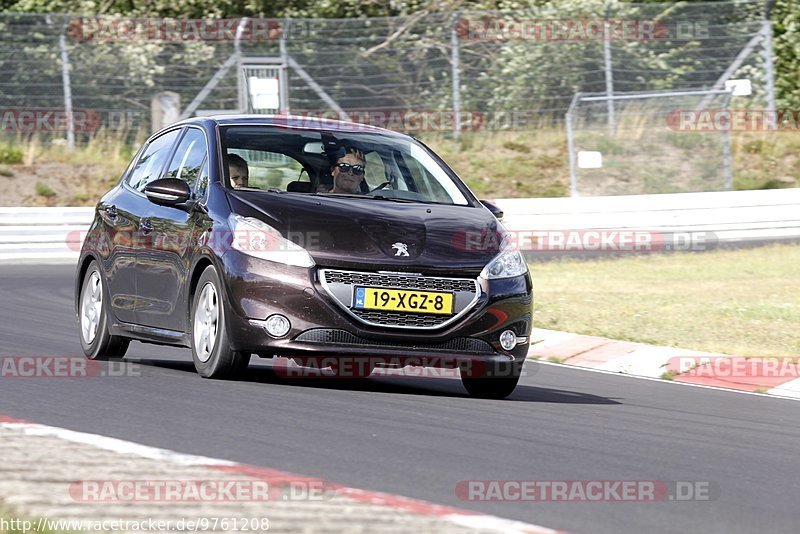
[295,329,494,353]
[351,309,445,328]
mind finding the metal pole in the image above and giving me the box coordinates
[451,13,462,139]
[279,18,291,114]
[57,16,75,150]
[235,18,249,112]
[566,93,582,197]
[762,19,776,112]
[287,56,350,120]
[180,55,238,120]
[698,29,764,109]
[721,91,733,191]
[603,5,615,135]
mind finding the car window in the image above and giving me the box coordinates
[362,151,387,189]
[228,149,305,190]
[220,126,470,205]
[401,152,452,203]
[127,129,181,192]
[165,128,207,188]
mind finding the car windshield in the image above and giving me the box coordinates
[220,125,471,206]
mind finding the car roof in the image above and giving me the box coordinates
[175,114,409,137]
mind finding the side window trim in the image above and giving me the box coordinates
[192,156,210,201]
[124,127,184,195]
[165,126,208,185]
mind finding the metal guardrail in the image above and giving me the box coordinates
[0,207,93,262]
[495,188,800,249]
[1,188,799,263]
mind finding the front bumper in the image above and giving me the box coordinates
[219,252,533,365]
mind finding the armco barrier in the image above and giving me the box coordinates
[496,188,800,253]
[1,188,799,262]
[0,207,93,261]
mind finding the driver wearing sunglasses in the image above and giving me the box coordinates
[329,147,366,194]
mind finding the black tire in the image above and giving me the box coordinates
[460,360,524,399]
[78,260,129,360]
[190,265,249,379]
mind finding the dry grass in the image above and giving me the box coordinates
[531,243,800,357]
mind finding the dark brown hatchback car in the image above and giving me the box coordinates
[75,116,533,398]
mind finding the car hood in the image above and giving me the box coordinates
[228,192,505,274]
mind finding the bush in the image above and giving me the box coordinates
[502,140,531,153]
[35,182,56,198]
[0,145,23,164]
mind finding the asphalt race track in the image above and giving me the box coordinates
[1,264,798,534]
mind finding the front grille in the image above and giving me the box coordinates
[319,268,480,329]
[352,309,446,328]
[296,329,494,354]
[322,270,475,293]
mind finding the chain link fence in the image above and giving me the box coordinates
[0,0,773,195]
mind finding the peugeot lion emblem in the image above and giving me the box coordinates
[392,242,410,257]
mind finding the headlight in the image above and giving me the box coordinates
[480,250,528,280]
[228,215,315,268]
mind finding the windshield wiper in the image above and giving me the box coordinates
[370,195,438,204]
[315,192,441,205]
[314,192,365,199]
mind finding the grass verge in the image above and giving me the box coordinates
[530,243,800,357]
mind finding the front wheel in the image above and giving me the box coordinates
[191,265,249,379]
[78,261,129,360]
[461,360,524,399]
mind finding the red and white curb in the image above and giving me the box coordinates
[0,415,562,534]
[529,328,800,400]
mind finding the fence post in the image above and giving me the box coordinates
[603,4,615,135]
[236,18,250,112]
[721,91,733,190]
[55,15,75,150]
[151,92,181,133]
[451,13,462,139]
[279,18,291,114]
[762,19,776,113]
[566,93,582,197]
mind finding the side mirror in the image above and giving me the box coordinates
[480,200,504,221]
[144,178,191,206]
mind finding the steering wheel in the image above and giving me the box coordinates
[368,181,391,193]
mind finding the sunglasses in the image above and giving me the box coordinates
[335,163,365,176]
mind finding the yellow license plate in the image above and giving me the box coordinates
[354,287,454,315]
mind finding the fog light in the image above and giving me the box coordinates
[264,314,291,337]
[499,329,517,351]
